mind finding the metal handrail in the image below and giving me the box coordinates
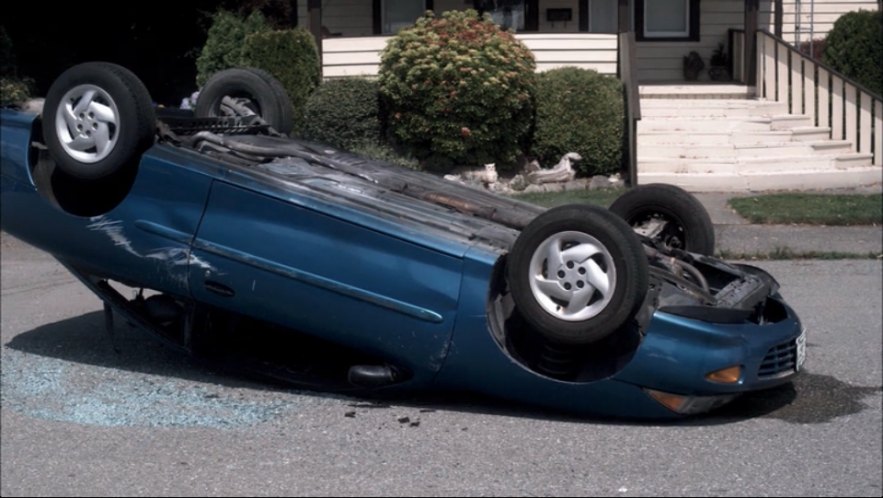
[759,29,882,100]
[757,28,882,165]
[618,31,641,185]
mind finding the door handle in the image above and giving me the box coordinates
[204,280,235,297]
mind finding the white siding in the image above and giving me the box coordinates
[636,0,744,82]
[634,0,878,82]
[322,33,619,78]
[769,1,879,45]
[521,33,618,73]
[306,0,880,83]
[322,36,391,77]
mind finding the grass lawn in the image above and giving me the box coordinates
[729,193,882,226]
[514,188,882,226]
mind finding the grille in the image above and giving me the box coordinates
[758,340,797,379]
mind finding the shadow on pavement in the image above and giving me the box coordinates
[4,311,877,427]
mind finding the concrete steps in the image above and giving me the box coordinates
[640,167,883,192]
[636,88,880,191]
[639,141,854,160]
[640,153,873,174]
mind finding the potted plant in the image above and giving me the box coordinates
[708,43,730,81]
[683,51,705,81]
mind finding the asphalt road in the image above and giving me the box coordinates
[1,233,881,497]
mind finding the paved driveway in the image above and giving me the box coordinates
[2,233,881,496]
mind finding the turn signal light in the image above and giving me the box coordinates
[645,389,688,412]
[705,365,743,384]
[645,389,739,415]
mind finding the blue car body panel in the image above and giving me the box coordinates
[190,180,463,382]
[0,108,805,419]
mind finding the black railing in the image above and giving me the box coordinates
[757,29,881,165]
[618,31,641,186]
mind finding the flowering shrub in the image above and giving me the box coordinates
[0,77,32,106]
[378,10,536,170]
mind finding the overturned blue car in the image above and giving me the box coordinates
[0,63,805,418]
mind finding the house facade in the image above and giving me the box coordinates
[288,1,881,189]
[291,0,879,82]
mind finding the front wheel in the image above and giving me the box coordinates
[507,204,649,346]
[42,62,155,180]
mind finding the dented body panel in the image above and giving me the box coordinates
[0,108,805,418]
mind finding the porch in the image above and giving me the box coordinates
[298,1,882,190]
[300,1,883,83]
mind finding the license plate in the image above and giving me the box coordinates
[795,327,807,372]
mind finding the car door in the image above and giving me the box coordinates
[189,180,464,382]
[1,143,215,298]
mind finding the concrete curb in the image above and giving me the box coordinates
[692,190,882,256]
[715,225,882,256]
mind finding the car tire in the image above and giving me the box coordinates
[244,67,295,136]
[507,204,649,345]
[609,183,715,255]
[42,62,155,180]
[195,68,294,135]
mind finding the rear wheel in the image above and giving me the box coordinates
[507,204,649,345]
[195,68,294,135]
[609,184,715,255]
[42,62,155,180]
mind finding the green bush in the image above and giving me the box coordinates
[349,143,421,170]
[303,78,382,149]
[0,77,32,106]
[1,28,33,107]
[378,10,536,171]
[195,10,269,87]
[241,28,320,133]
[532,68,624,176]
[823,10,882,97]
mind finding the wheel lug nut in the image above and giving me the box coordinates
[566,261,574,269]
[557,271,565,278]
[577,281,585,288]
[578,267,586,275]
[564,283,572,290]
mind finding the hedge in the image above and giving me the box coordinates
[240,28,320,133]
[303,78,382,150]
[823,10,882,97]
[531,68,624,177]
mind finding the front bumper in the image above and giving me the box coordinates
[615,296,804,397]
